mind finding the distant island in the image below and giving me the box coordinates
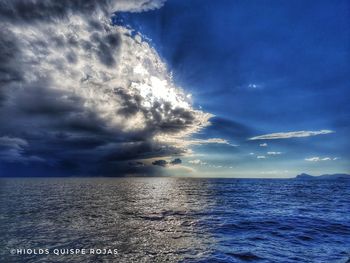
[295,173,350,180]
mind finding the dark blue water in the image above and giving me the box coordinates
[0,178,349,262]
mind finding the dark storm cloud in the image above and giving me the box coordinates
[16,86,82,116]
[0,136,44,163]
[128,161,144,167]
[152,158,182,167]
[0,28,23,106]
[152,159,168,167]
[0,0,212,176]
[170,158,181,165]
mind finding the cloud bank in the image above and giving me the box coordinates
[249,130,334,140]
[0,0,216,176]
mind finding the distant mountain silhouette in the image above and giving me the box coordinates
[295,173,350,180]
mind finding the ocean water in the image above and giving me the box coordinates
[0,178,349,263]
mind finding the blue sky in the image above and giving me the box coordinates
[114,0,350,177]
[0,0,349,177]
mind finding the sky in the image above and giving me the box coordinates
[0,0,349,177]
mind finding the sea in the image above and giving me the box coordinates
[0,178,349,263]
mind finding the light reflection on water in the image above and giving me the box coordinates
[0,178,215,262]
[0,178,350,263]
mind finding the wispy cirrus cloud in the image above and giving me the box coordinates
[249,130,334,140]
[267,152,282,155]
[154,136,236,148]
[188,159,207,165]
[305,157,339,162]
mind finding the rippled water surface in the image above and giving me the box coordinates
[0,178,349,262]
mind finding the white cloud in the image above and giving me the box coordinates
[249,130,335,140]
[257,156,266,159]
[259,143,268,147]
[194,138,237,146]
[154,136,236,148]
[111,0,166,13]
[305,157,338,162]
[267,151,282,155]
[248,84,258,89]
[249,152,255,155]
[188,159,207,165]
